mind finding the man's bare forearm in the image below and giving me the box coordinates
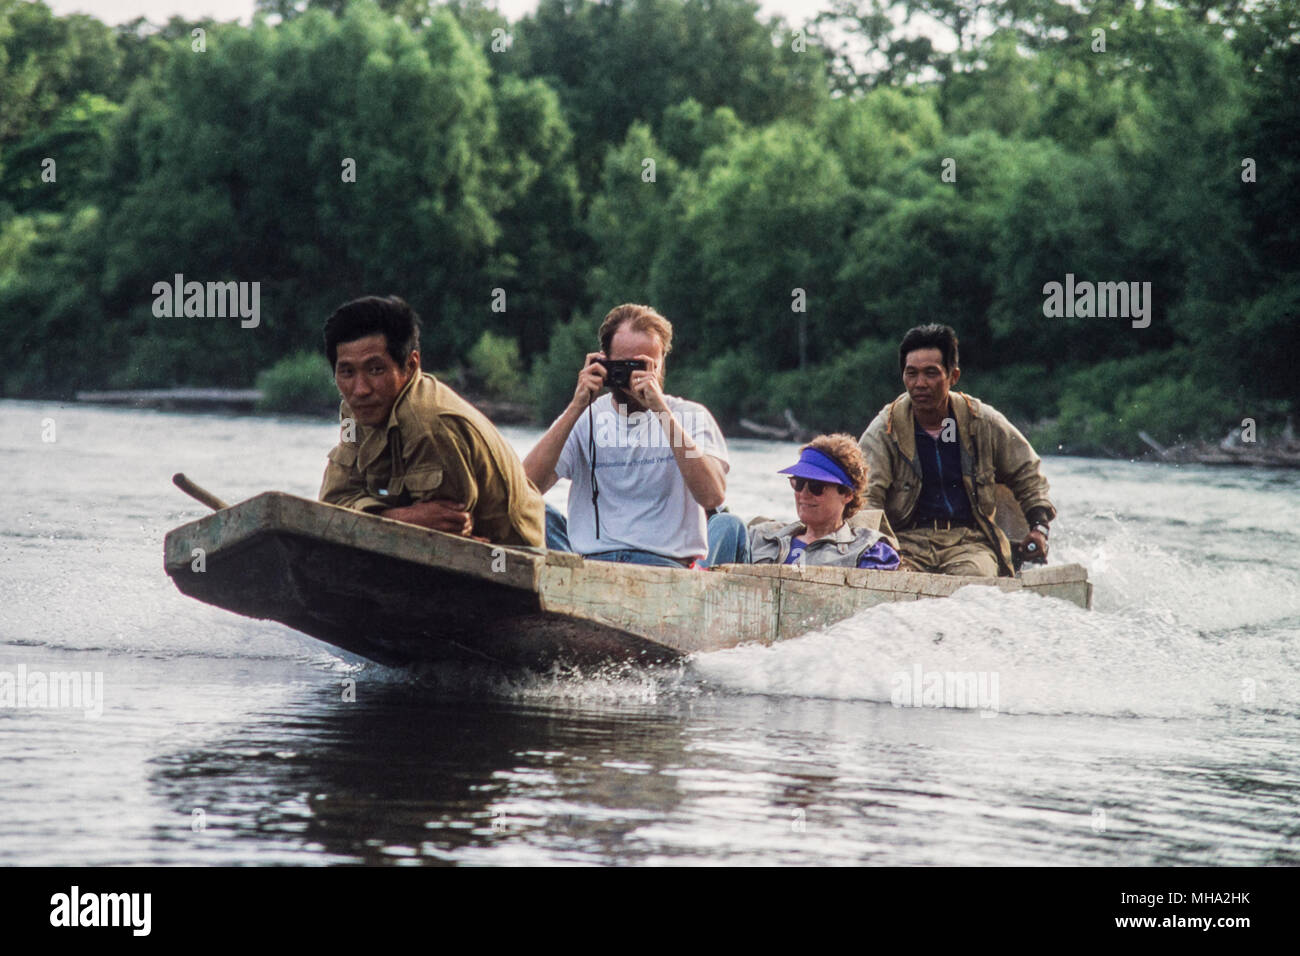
[523,404,584,493]
[379,500,472,535]
[660,411,726,510]
[379,504,421,525]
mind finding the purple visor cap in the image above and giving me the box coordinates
[777,447,853,488]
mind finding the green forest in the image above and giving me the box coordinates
[0,0,1295,455]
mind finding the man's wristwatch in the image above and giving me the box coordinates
[1032,523,1050,539]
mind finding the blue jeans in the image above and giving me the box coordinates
[545,504,749,568]
[701,511,749,567]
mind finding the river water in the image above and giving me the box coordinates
[1,399,1297,865]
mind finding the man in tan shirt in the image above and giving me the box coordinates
[318,295,544,547]
[859,324,1055,576]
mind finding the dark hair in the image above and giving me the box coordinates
[323,295,421,369]
[598,303,674,358]
[898,324,959,374]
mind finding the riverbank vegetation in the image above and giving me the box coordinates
[0,0,1295,456]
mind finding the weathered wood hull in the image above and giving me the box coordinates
[164,493,1092,669]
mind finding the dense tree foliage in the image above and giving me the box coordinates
[1,0,1295,455]
[501,0,827,190]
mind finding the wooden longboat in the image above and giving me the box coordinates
[163,492,1092,669]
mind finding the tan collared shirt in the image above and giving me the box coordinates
[318,372,544,547]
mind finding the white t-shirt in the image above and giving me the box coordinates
[555,393,729,559]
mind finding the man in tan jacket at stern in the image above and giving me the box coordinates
[859,324,1055,577]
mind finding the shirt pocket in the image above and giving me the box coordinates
[888,478,912,517]
[327,443,358,467]
[393,466,444,499]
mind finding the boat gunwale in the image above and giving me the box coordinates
[164,491,1090,601]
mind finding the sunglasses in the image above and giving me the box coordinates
[789,477,848,496]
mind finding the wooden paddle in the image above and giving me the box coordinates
[172,473,228,511]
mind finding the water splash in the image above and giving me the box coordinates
[690,584,1300,719]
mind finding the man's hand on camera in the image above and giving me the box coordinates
[629,356,667,414]
[570,352,607,411]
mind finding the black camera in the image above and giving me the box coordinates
[596,358,647,389]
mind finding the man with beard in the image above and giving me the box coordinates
[858,324,1055,577]
[523,304,745,568]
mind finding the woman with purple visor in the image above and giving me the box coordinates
[746,434,901,570]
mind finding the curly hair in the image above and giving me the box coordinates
[804,433,869,519]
